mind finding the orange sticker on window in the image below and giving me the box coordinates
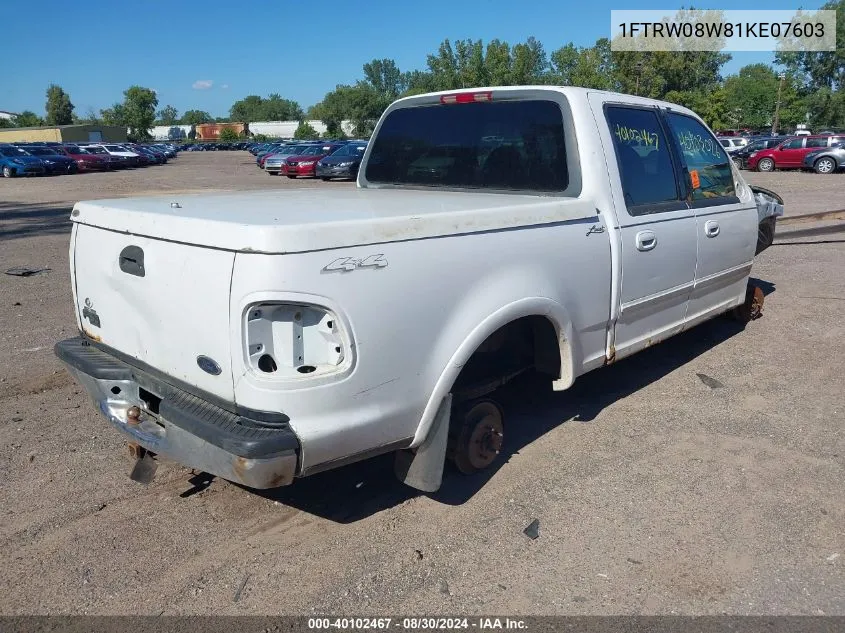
[690,169,701,189]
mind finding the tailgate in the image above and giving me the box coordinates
[73,224,236,401]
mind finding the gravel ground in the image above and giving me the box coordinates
[0,152,843,616]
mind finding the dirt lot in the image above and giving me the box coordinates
[0,153,843,616]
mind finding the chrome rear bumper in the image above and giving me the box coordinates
[55,337,299,489]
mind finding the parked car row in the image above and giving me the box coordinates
[0,141,179,177]
[732,134,845,174]
[248,140,369,180]
[179,142,251,151]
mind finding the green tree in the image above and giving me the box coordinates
[509,36,548,84]
[75,106,101,124]
[722,64,804,130]
[804,87,845,128]
[363,58,406,100]
[156,105,179,125]
[401,70,436,96]
[218,127,240,142]
[122,86,158,141]
[484,40,513,86]
[550,39,615,89]
[611,49,730,99]
[293,121,320,139]
[100,103,126,126]
[230,95,264,122]
[260,94,303,120]
[229,94,303,122]
[45,84,74,125]
[0,117,15,129]
[664,88,730,129]
[775,0,844,91]
[14,111,44,127]
[181,109,212,125]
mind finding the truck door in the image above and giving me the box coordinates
[595,100,698,359]
[663,112,757,325]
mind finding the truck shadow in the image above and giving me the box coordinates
[245,283,773,523]
[0,202,74,241]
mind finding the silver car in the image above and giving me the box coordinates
[264,144,311,175]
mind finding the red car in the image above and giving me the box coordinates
[282,143,343,178]
[747,134,845,172]
[57,145,114,171]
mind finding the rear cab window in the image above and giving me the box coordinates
[364,97,575,194]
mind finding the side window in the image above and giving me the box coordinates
[605,106,680,214]
[782,138,804,149]
[666,113,735,201]
[806,137,828,148]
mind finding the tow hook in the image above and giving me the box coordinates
[127,441,145,460]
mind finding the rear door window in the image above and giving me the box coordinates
[805,137,829,148]
[665,113,736,203]
[604,105,682,214]
[365,99,570,192]
[782,138,804,149]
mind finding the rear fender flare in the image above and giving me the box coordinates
[411,297,577,448]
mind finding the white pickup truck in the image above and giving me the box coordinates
[55,86,782,492]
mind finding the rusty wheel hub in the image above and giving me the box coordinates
[465,403,504,471]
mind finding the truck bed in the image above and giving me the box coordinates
[71,188,598,253]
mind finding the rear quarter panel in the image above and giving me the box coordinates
[229,203,611,472]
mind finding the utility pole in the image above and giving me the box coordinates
[635,60,644,96]
[771,73,785,135]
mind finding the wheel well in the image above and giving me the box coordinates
[451,316,562,400]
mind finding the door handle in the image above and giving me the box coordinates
[119,245,145,277]
[705,220,720,238]
[635,230,657,252]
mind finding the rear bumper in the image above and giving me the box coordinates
[55,337,300,489]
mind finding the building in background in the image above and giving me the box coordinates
[0,123,127,143]
[0,110,19,121]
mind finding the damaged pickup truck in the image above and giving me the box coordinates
[55,86,783,492]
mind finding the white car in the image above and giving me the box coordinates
[92,143,143,166]
[718,137,748,153]
[55,86,780,493]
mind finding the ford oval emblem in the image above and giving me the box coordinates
[196,355,222,376]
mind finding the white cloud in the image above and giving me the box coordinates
[192,80,214,90]
[221,84,230,89]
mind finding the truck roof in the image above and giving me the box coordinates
[390,85,699,119]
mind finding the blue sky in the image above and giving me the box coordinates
[0,0,827,118]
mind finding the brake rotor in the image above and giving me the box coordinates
[464,401,504,471]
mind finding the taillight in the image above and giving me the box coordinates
[440,91,493,105]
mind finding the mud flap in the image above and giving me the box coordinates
[394,394,452,492]
[129,449,158,485]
